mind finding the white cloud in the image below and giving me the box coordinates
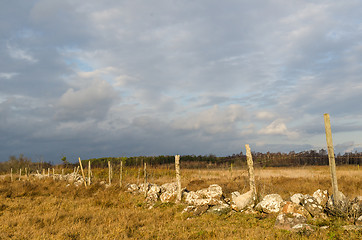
[7,44,38,63]
[172,104,245,134]
[0,72,18,79]
[258,119,299,139]
[255,111,275,120]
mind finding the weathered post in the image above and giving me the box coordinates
[11,168,13,182]
[78,157,87,188]
[230,163,233,179]
[144,162,147,198]
[19,168,22,180]
[62,169,64,176]
[245,144,256,201]
[108,160,112,185]
[175,155,182,203]
[137,168,140,185]
[88,161,91,186]
[119,161,123,187]
[324,113,340,204]
[42,169,45,176]
[52,168,55,180]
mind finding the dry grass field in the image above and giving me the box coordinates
[0,165,361,239]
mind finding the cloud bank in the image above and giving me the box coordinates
[1,1,362,163]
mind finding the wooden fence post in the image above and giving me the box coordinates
[78,157,87,188]
[245,144,257,201]
[52,168,55,180]
[19,169,22,181]
[88,161,91,186]
[108,160,112,185]
[175,155,182,203]
[324,113,340,204]
[137,168,140,185]
[230,163,233,179]
[144,162,147,198]
[119,161,123,187]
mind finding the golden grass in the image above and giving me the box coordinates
[0,166,361,239]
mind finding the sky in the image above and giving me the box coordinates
[1,0,362,164]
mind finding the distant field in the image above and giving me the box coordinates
[0,165,361,239]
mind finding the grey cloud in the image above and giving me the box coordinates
[1,1,362,163]
[55,79,118,121]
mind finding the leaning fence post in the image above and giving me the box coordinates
[119,161,123,187]
[144,162,147,198]
[324,113,340,204]
[88,161,91,186]
[245,144,257,201]
[78,157,87,188]
[175,155,182,203]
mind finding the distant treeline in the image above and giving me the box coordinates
[83,149,362,169]
[0,154,52,174]
[1,150,361,173]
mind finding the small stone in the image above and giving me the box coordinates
[255,194,283,213]
[280,201,310,218]
[207,204,230,215]
[231,190,254,211]
[126,183,139,193]
[356,215,362,226]
[275,213,307,230]
[300,195,324,217]
[184,185,224,206]
[313,189,329,206]
[290,193,304,205]
[291,223,315,235]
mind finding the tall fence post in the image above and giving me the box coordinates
[137,168,140,185]
[78,157,87,188]
[119,161,123,187]
[245,144,257,201]
[108,161,112,185]
[175,155,182,203]
[19,168,22,181]
[324,113,340,204]
[88,161,91,186]
[144,162,147,198]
